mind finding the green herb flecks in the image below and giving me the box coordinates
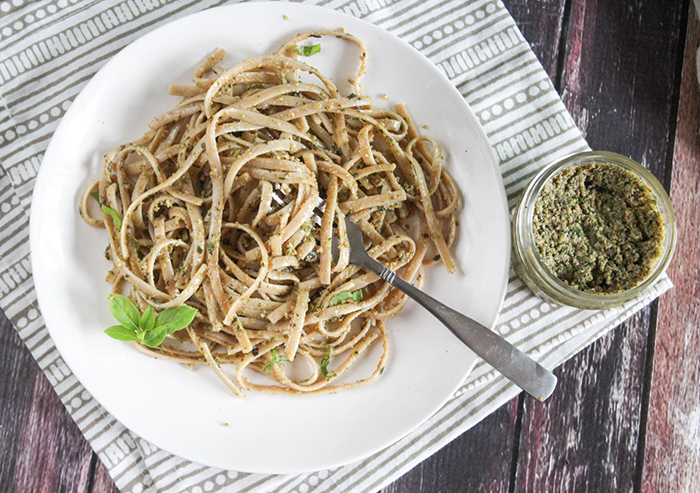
[292,44,321,57]
[104,294,198,348]
[330,289,363,306]
[321,346,337,378]
[90,191,100,203]
[263,348,290,374]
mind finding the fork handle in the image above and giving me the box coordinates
[366,259,557,401]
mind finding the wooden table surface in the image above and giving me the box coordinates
[1,1,698,492]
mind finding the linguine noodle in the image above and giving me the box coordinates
[79,31,460,396]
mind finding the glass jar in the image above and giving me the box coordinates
[511,151,677,309]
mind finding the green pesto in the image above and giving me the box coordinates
[533,163,664,294]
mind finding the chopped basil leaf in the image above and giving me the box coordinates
[292,44,321,57]
[90,191,100,203]
[330,289,363,306]
[101,205,122,230]
[321,346,337,378]
[263,348,290,374]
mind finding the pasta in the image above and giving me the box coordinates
[79,31,460,396]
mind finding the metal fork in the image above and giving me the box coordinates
[339,216,557,401]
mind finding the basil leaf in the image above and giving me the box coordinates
[104,325,139,342]
[292,44,321,57]
[154,305,198,334]
[101,205,122,230]
[321,346,336,378]
[263,348,290,374]
[140,305,156,332]
[140,327,168,348]
[107,294,140,332]
[330,289,363,306]
[90,191,100,203]
[331,291,351,305]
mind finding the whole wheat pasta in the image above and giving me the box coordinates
[80,31,460,397]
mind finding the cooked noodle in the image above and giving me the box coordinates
[79,31,460,396]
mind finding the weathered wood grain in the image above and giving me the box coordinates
[515,313,651,493]
[513,1,687,492]
[641,4,700,492]
[501,0,568,82]
[382,401,519,493]
[559,0,685,182]
[0,310,95,493]
[90,458,122,493]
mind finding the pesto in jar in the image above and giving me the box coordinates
[532,163,664,294]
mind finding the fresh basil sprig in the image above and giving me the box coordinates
[330,289,363,306]
[263,348,290,374]
[104,294,198,348]
[321,346,337,378]
[292,44,321,57]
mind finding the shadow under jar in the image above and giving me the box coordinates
[511,151,677,310]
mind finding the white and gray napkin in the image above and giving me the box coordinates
[0,1,671,492]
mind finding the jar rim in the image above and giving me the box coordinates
[512,151,677,309]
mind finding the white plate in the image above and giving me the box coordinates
[30,2,510,474]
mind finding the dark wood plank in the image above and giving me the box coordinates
[0,310,96,493]
[382,400,519,493]
[641,5,700,492]
[516,314,651,493]
[559,0,685,183]
[513,1,687,492]
[501,0,568,82]
[90,458,121,493]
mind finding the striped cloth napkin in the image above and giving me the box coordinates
[0,1,672,492]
